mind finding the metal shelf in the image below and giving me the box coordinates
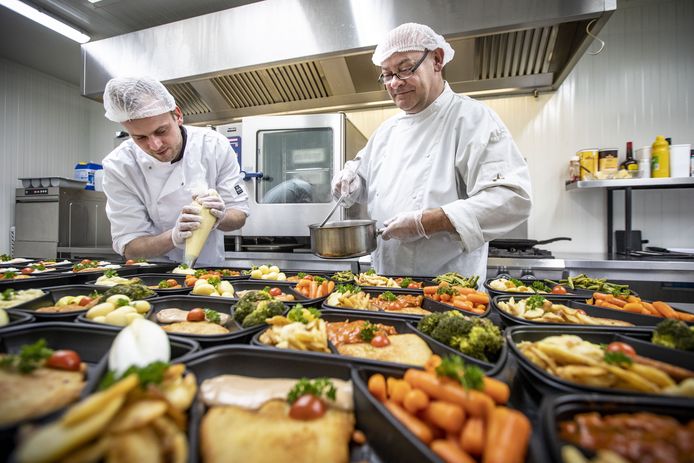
[566,177,694,190]
[566,176,694,256]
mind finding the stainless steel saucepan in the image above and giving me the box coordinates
[309,220,383,259]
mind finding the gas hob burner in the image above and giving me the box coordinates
[488,247,554,259]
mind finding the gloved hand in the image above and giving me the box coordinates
[331,168,362,207]
[381,210,429,242]
[171,205,202,249]
[194,189,226,226]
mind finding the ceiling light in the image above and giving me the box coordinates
[0,0,90,43]
[87,0,102,3]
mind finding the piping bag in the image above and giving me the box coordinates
[181,159,217,268]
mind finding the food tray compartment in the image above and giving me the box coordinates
[84,273,191,295]
[9,284,105,321]
[0,272,78,290]
[539,393,694,463]
[0,258,35,267]
[252,310,476,371]
[507,325,694,399]
[574,298,693,325]
[483,277,593,299]
[491,295,665,329]
[168,266,249,281]
[144,295,269,345]
[352,363,543,463]
[614,331,694,361]
[322,287,483,321]
[225,279,313,304]
[122,262,178,273]
[0,310,34,331]
[329,271,435,292]
[68,267,141,284]
[0,322,199,458]
[181,345,383,463]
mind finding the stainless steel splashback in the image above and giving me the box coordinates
[81,0,615,124]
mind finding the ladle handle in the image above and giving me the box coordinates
[319,194,346,228]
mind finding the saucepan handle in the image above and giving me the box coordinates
[376,228,385,236]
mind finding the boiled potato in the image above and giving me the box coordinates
[56,296,77,307]
[106,294,131,305]
[131,300,151,314]
[268,265,280,274]
[105,308,134,326]
[258,265,270,274]
[192,283,216,296]
[219,281,234,294]
[276,272,287,281]
[93,316,107,324]
[87,302,115,319]
[0,308,9,327]
[221,291,234,298]
[265,271,278,280]
[125,312,144,324]
[250,269,263,279]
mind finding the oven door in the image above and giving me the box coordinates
[240,114,345,237]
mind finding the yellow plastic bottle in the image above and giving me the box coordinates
[651,135,670,178]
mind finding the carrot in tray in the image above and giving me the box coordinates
[678,311,694,322]
[460,416,485,457]
[652,301,678,319]
[421,401,466,434]
[483,406,531,463]
[403,388,430,414]
[424,285,439,295]
[368,374,387,402]
[384,401,434,444]
[431,439,476,463]
[606,296,627,308]
[467,292,490,306]
[482,377,510,405]
[622,302,647,314]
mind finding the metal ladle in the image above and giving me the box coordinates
[319,194,347,228]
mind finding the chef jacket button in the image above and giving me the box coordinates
[148,166,152,170]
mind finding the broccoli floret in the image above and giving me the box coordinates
[453,319,503,363]
[417,312,448,335]
[430,314,473,347]
[242,299,285,328]
[652,319,694,351]
[232,290,272,323]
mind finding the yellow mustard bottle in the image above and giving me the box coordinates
[651,135,670,178]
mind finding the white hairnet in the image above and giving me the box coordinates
[372,23,455,66]
[103,76,176,123]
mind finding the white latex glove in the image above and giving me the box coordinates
[330,168,362,207]
[171,204,202,249]
[381,210,429,242]
[194,189,226,225]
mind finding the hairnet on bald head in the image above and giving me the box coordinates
[103,76,176,123]
[372,23,455,66]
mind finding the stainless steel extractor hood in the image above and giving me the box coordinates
[81,0,616,125]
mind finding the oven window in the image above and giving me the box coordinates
[256,128,333,204]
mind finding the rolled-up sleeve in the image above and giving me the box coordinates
[103,160,156,255]
[441,122,532,252]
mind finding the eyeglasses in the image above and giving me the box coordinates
[377,50,430,85]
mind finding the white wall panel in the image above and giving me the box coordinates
[0,58,114,254]
[347,0,694,255]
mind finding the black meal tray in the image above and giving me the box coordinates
[98,294,270,346]
[0,322,199,459]
[506,325,694,400]
[251,310,485,371]
[352,363,545,463]
[180,345,384,463]
[0,258,36,267]
[492,295,667,329]
[124,262,178,273]
[0,310,35,331]
[483,277,593,299]
[616,330,694,361]
[227,280,318,305]
[68,267,141,284]
[8,284,107,321]
[539,393,694,463]
[0,272,78,290]
[322,287,488,321]
[574,298,693,326]
[84,273,192,295]
[329,272,436,292]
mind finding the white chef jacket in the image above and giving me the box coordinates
[346,83,532,279]
[102,125,249,266]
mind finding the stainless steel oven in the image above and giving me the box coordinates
[218,113,367,238]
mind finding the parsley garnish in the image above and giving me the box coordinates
[297,272,307,278]
[287,377,337,404]
[525,295,546,310]
[531,281,551,292]
[336,284,361,294]
[204,309,222,324]
[359,321,377,342]
[0,339,54,373]
[400,277,413,288]
[179,264,190,269]
[603,351,633,367]
[99,361,170,390]
[207,276,221,286]
[287,305,321,324]
[1,289,15,301]
[436,285,459,296]
[509,278,523,287]
[365,268,376,275]
[2,271,17,279]
[381,291,397,302]
[435,355,485,391]
[103,269,118,278]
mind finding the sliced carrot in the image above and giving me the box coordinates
[482,377,510,405]
[422,401,466,433]
[652,301,678,319]
[456,287,477,295]
[483,406,531,463]
[640,302,659,316]
[467,293,490,306]
[327,280,335,293]
[320,280,329,297]
[606,296,627,308]
[622,302,646,313]
[677,311,694,322]
[308,280,318,299]
[424,286,439,295]
[384,401,434,444]
[593,292,610,300]
[403,388,430,414]
[431,439,476,463]
[453,300,474,310]
[368,374,387,402]
[460,417,485,457]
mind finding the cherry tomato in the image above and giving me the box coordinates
[81,259,92,265]
[551,285,568,295]
[606,342,636,358]
[407,282,420,289]
[289,394,326,420]
[45,350,81,371]
[167,279,179,287]
[269,287,283,297]
[187,308,206,322]
[386,302,402,311]
[371,334,390,348]
[78,296,93,307]
[125,259,136,265]
[20,267,34,275]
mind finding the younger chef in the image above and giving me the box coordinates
[102,76,249,266]
[332,23,532,278]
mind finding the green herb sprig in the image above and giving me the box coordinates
[0,339,54,373]
[287,377,337,404]
[435,355,485,391]
[99,361,169,390]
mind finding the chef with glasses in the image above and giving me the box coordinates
[331,23,532,278]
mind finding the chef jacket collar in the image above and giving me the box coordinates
[399,81,454,124]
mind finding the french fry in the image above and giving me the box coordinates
[107,427,162,463]
[109,399,168,433]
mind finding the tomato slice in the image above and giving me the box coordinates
[551,285,568,295]
[45,350,81,371]
[187,308,206,321]
[78,296,93,307]
[606,342,636,358]
[289,394,327,420]
[269,287,282,297]
[371,334,391,348]
[20,267,34,275]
